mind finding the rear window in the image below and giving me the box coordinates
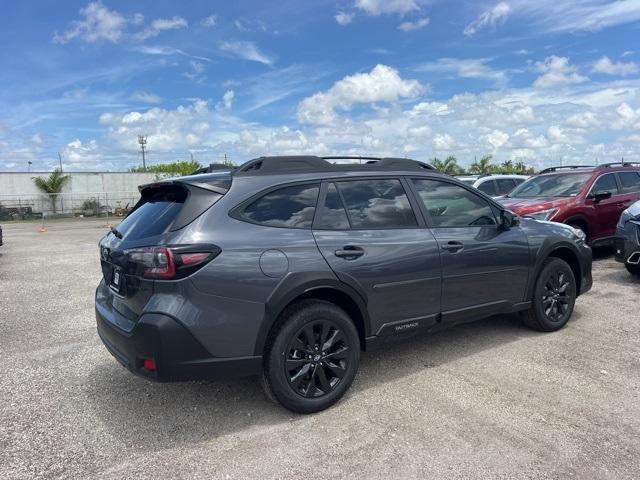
[242,183,320,228]
[618,172,640,193]
[117,186,187,241]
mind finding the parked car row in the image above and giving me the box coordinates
[456,174,528,197]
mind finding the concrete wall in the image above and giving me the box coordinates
[0,172,158,215]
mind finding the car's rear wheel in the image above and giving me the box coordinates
[626,263,640,276]
[262,300,360,413]
[522,257,576,332]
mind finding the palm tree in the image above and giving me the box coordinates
[431,155,464,175]
[33,169,70,214]
[469,154,495,174]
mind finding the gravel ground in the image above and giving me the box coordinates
[1,219,639,479]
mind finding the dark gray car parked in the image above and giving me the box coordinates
[614,200,640,276]
[96,156,592,413]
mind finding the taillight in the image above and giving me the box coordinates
[125,245,219,279]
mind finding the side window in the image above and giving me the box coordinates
[335,178,417,228]
[618,172,640,193]
[411,179,497,227]
[242,183,320,228]
[477,180,497,196]
[590,174,618,197]
[496,178,516,195]
[315,182,350,229]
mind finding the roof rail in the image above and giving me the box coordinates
[539,165,595,174]
[596,161,640,169]
[234,155,437,175]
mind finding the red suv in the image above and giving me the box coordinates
[498,163,640,245]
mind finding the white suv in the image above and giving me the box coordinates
[456,174,529,197]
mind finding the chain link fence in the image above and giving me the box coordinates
[0,191,141,223]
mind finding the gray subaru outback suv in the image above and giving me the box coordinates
[96,156,592,413]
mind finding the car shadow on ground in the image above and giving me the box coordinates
[85,312,553,453]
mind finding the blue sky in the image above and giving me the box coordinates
[1,0,640,171]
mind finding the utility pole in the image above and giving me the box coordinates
[58,152,63,171]
[138,135,148,169]
[28,161,32,173]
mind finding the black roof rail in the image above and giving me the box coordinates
[233,155,437,175]
[539,165,595,174]
[596,161,640,169]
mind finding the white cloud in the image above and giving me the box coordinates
[484,129,510,149]
[433,133,455,150]
[297,64,424,124]
[53,1,129,44]
[218,90,235,111]
[591,56,639,76]
[415,58,507,83]
[354,0,419,16]
[464,2,511,36]
[130,91,162,104]
[398,17,430,31]
[61,138,102,165]
[566,111,599,129]
[533,56,588,88]
[134,16,187,41]
[335,11,355,25]
[219,41,274,66]
[201,15,217,27]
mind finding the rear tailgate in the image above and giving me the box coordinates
[98,173,231,321]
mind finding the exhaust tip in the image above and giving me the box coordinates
[627,251,640,265]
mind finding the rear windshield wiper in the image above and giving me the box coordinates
[110,226,123,239]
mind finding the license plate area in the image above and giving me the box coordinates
[110,266,124,294]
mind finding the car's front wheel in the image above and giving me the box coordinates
[522,257,577,332]
[262,300,360,413]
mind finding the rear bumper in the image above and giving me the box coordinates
[96,304,262,382]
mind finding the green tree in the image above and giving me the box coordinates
[130,159,203,177]
[469,154,495,174]
[430,155,464,175]
[32,169,71,214]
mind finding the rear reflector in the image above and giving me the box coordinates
[142,358,157,371]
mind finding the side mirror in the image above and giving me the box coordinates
[593,191,612,203]
[500,210,519,230]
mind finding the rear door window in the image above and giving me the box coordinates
[242,183,320,228]
[496,178,516,195]
[477,180,497,196]
[617,172,640,193]
[335,178,417,228]
[117,186,188,241]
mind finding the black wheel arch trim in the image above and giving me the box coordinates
[254,272,371,356]
[526,240,584,301]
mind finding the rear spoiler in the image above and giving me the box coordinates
[139,172,232,195]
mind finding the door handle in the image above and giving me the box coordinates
[334,246,365,259]
[441,241,464,253]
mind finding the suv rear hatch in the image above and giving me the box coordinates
[98,172,231,322]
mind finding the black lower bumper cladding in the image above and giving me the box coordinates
[96,308,262,381]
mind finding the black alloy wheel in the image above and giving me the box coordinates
[541,270,571,321]
[285,320,350,398]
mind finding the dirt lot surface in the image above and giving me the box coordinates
[1,219,639,479]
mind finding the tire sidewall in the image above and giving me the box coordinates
[266,301,360,413]
[532,258,576,330]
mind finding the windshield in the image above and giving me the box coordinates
[508,173,591,198]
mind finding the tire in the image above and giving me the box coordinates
[626,263,640,276]
[522,257,577,332]
[262,300,360,414]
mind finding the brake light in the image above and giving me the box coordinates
[127,247,176,279]
[125,246,219,279]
